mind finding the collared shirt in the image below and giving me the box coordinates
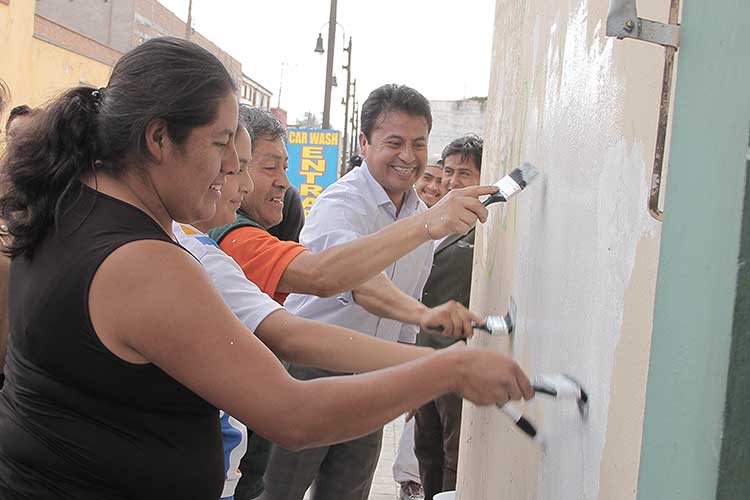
[284,161,434,344]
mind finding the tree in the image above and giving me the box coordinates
[295,111,321,129]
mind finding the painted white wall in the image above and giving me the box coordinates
[456,1,672,499]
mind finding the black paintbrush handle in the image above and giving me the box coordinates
[482,193,507,207]
[427,322,491,335]
[498,404,540,441]
[515,416,538,439]
[532,385,558,397]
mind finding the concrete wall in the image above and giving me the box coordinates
[429,99,487,159]
[456,1,669,498]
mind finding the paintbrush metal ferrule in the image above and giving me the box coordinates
[495,175,523,200]
[434,316,508,336]
[533,374,582,399]
[478,315,510,335]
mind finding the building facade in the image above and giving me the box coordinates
[428,98,487,159]
[1,0,269,129]
[1,0,114,127]
[240,74,272,110]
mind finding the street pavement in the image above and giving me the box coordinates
[368,417,403,500]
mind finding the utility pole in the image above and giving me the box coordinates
[185,0,193,40]
[349,80,358,163]
[352,100,359,155]
[340,37,352,177]
[322,0,337,129]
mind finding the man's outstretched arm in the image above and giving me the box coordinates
[276,184,497,297]
[351,272,479,338]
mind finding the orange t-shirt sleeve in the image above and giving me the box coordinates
[219,227,307,304]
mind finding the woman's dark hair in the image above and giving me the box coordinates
[360,84,432,142]
[441,134,484,172]
[0,36,236,258]
[6,104,34,132]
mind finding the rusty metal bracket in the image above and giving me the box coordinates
[607,0,680,48]
[608,0,681,222]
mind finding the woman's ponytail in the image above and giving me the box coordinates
[0,86,102,258]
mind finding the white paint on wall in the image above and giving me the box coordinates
[458,0,667,499]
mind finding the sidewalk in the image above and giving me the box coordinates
[368,417,404,500]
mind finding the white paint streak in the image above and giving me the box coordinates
[460,0,664,498]
[494,1,658,499]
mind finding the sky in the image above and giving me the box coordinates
[158,0,497,131]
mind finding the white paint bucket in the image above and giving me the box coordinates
[433,491,456,500]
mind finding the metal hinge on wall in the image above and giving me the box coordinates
[607,0,680,48]
[607,0,681,222]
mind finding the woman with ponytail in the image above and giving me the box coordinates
[0,38,531,500]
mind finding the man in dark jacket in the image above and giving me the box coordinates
[414,134,483,500]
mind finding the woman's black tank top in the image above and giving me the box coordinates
[0,184,223,499]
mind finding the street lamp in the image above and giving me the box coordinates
[313,0,340,129]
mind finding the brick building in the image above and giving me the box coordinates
[31,0,267,103]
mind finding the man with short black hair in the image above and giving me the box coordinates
[414,134,484,500]
[414,158,446,208]
[259,88,496,500]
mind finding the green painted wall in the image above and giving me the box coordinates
[637,1,750,499]
[716,135,750,500]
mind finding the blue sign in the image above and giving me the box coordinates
[286,128,340,216]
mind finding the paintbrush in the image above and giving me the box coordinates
[498,373,590,444]
[430,297,517,336]
[474,297,517,335]
[532,373,590,420]
[483,162,540,206]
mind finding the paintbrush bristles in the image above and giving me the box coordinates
[517,162,539,185]
[483,315,510,334]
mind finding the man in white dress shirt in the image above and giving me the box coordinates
[261,84,475,500]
